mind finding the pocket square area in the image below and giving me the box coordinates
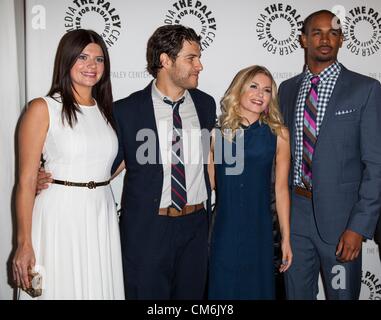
[335,108,356,116]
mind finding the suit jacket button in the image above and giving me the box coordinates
[154,198,158,202]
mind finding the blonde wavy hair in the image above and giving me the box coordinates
[219,65,284,141]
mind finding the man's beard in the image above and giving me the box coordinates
[315,54,335,62]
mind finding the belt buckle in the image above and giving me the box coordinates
[166,206,185,217]
[171,207,183,217]
[87,181,96,189]
[161,204,202,217]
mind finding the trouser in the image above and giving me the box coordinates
[285,192,362,300]
[123,208,208,299]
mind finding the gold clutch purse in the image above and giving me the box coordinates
[24,270,43,298]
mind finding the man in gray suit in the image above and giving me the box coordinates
[279,9,381,299]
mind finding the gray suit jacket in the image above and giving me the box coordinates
[279,64,381,244]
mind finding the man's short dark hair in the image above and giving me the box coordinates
[301,9,342,35]
[146,25,201,78]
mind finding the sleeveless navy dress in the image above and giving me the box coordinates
[208,121,277,299]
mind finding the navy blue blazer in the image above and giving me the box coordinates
[112,82,216,252]
[279,64,381,244]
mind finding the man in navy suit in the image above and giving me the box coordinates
[111,25,216,299]
[279,10,381,299]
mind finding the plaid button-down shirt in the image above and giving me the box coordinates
[294,61,342,187]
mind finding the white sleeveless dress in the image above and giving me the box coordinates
[19,96,125,300]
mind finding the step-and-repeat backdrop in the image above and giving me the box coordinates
[25,0,381,299]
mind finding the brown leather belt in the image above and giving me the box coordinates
[159,203,204,217]
[52,179,110,189]
[295,186,312,199]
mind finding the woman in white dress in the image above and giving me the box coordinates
[12,29,125,299]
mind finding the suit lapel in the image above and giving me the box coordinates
[140,81,162,165]
[289,75,304,157]
[315,66,351,151]
[189,89,213,218]
[189,89,207,129]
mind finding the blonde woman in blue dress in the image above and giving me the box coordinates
[208,65,293,299]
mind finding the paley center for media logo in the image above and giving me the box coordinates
[339,5,381,57]
[361,270,381,300]
[163,0,217,51]
[64,0,122,48]
[256,3,303,56]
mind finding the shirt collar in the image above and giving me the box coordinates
[152,79,188,103]
[305,61,341,84]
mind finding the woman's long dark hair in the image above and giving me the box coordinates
[48,29,114,129]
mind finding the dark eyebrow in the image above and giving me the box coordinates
[181,53,201,58]
[79,53,104,57]
[311,27,339,32]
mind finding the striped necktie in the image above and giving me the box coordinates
[301,75,320,190]
[163,96,187,210]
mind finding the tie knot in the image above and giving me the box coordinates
[163,96,185,109]
[310,76,320,85]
